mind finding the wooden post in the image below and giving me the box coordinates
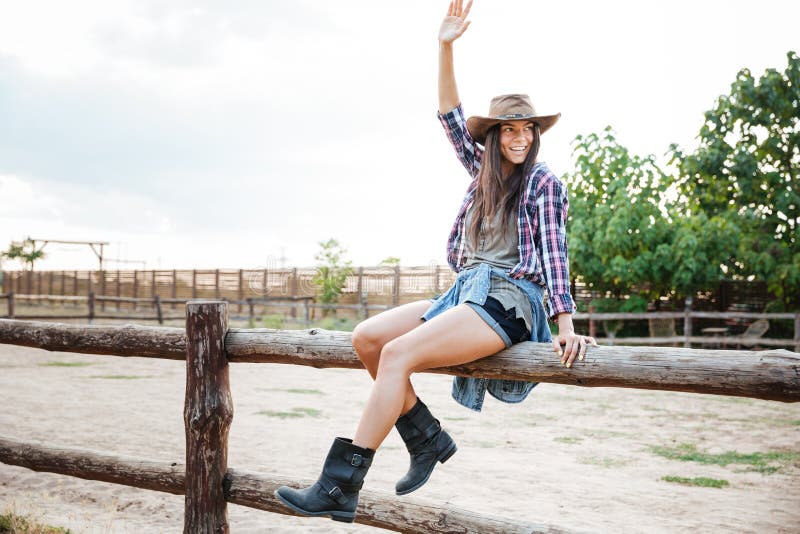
[133,270,139,311]
[304,298,310,327]
[154,295,163,325]
[361,290,369,320]
[35,271,41,296]
[88,292,95,324]
[48,271,54,296]
[684,296,693,349]
[183,301,232,534]
[100,270,106,312]
[262,269,267,298]
[73,270,78,296]
[237,269,243,313]
[172,270,178,310]
[116,270,121,311]
[192,270,197,299]
[588,305,596,339]
[152,270,157,302]
[356,267,364,319]
[794,313,800,354]
[7,291,13,319]
[290,268,298,319]
[87,271,93,299]
[247,298,254,324]
[60,271,66,301]
[392,265,400,308]
[214,269,220,300]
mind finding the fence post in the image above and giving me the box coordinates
[133,270,139,311]
[184,301,232,534]
[88,292,95,324]
[7,291,13,319]
[684,296,693,348]
[794,313,799,354]
[588,305,596,339]
[154,295,163,325]
[356,267,364,319]
[172,270,178,310]
[392,264,400,308]
[116,270,121,311]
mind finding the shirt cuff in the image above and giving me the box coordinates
[546,293,577,321]
[437,102,465,125]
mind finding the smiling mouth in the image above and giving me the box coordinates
[510,146,527,153]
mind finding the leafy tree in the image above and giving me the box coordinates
[379,256,400,266]
[566,128,673,303]
[1,238,46,271]
[312,238,353,317]
[671,51,800,310]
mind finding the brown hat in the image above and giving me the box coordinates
[466,94,560,144]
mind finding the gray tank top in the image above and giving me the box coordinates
[463,201,533,333]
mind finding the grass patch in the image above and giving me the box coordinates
[256,407,321,419]
[39,361,93,367]
[0,511,72,533]
[579,456,631,468]
[662,475,729,488]
[89,375,153,380]
[554,436,583,444]
[649,443,800,474]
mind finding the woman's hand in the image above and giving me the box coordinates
[439,0,472,44]
[552,313,597,368]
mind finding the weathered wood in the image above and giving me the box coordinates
[684,297,693,348]
[223,328,800,402]
[154,295,163,325]
[7,291,13,318]
[184,301,232,534]
[88,292,95,323]
[2,319,798,402]
[0,318,186,359]
[0,435,559,534]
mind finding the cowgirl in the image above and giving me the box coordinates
[276,0,597,523]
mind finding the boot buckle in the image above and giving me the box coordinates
[327,486,347,505]
[350,453,363,467]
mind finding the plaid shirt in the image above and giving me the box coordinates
[439,103,576,319]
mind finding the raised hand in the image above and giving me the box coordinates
[439,0,472,44]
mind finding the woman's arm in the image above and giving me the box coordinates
[438,0,472,114]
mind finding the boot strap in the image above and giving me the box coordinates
[318,475,363,504]
[345,451,372,468]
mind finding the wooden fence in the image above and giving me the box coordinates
[1,303,799,532]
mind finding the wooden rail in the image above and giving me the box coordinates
[1,318,798,403]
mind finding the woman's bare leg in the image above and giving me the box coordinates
[351,299,433,415]
[352,303,506,450]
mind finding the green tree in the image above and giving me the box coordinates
[312,238,353,317]
[378,256,400,266]
[566,128,673,303]
[671,51,800,310]
[2,238,46,271]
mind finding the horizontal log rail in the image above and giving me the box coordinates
[0,436,555,534]
[1,318,798,402]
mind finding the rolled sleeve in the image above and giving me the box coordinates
[536,176,577,320]
[438,103,483,177]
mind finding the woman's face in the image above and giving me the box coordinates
[498,120,535,166]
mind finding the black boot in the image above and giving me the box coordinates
[394,397,457,495]
[274,437,375,523]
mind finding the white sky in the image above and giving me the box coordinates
[1,0,798,271]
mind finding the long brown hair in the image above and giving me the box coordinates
[467,123,541,245]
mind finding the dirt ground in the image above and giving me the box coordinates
[0,342,798,533]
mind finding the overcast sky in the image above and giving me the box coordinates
[1,0,798,271]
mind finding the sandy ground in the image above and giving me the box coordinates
[0,342,798,534]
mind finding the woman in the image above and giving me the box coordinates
[275,0,596,523]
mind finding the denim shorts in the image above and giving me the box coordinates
[422,295,531,348]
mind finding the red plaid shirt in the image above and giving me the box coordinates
[439,103,576,319]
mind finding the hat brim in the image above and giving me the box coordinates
[466,112,561,145]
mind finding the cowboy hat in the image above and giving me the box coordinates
[466,94,560,144]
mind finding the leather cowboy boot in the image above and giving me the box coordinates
[274,437,375,523]
[394,397,457,495]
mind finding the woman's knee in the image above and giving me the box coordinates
[376,338,414,379]
[351,322,383,362]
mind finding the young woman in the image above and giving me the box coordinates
[275,0,596,523]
